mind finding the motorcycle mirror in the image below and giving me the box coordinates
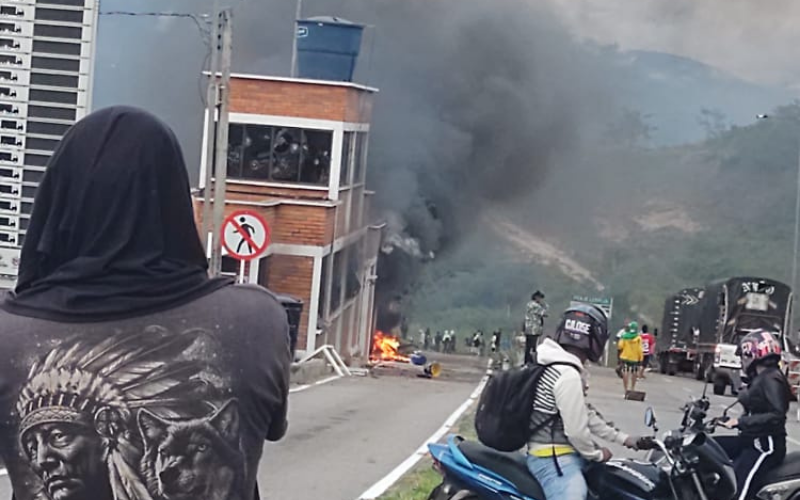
[644,407,656,428]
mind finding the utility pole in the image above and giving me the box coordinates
[201,1,221,243]
[289,0,303,77]
[206,7,233,276]
[757,113,800,340]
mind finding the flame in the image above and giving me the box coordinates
[372,331,410,362]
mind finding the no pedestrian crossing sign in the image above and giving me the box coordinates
[222,210,271,261]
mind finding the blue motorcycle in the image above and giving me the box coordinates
[427,430,718,500]
[427,404,740,500]
[428,434,547,500]
[427,398,800,500]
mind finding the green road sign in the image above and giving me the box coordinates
[570,294,613,319]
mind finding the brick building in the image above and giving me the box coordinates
[193,74,382,361]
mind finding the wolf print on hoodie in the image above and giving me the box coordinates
[14,326,244,500]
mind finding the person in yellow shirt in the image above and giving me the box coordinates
[618,321,644,396]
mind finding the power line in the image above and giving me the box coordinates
[99,10,215,106]
[99,11,212,44]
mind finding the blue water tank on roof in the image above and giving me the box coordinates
[296,16,364,82]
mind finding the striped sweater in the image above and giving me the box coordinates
[527,339,630,461]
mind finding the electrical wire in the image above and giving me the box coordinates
[99,10,214,107]
[99,11,212,45]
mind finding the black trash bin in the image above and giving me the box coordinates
[275,293,303,355]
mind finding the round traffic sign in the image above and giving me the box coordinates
[222,210,271,261]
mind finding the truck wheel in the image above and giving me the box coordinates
[667,363,677,376]
[713,380,726,396]
[659,356,667,374]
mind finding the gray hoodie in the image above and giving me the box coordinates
[527,338,629,461]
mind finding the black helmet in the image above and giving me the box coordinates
[551,304,609,362]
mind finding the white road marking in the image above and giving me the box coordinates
[356,375,489,500]
[289,375,342,394]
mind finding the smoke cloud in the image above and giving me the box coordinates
[94,0,626,313]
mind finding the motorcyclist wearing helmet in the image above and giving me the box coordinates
[716,330,791,500]
[526,305,642,500]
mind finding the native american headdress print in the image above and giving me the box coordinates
[16,326,219,500]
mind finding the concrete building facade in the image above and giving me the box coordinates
[0,0,98,287]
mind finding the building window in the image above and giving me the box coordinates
[330,250,344,313]
[318,255,330,317]
[227,123,332,186]
[349,186,363,230]
[345,242,363,300]
[340,131,354,187]
[353,132,368,185]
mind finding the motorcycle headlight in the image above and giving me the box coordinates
[756,478,800,500]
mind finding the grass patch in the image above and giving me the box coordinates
[377,405,478,500]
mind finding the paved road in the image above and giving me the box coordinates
[584,367,800,459]
[258,374,481,499]
[2,360,799,499]
[0,353,486,499]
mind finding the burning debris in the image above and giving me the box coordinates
[371,330,410,362]
[369,330,442,379]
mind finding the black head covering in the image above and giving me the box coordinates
[2,106,231,322]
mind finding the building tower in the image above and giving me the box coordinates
[0,0,99,288]
[194,17,384,361]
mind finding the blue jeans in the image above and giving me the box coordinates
[526,453,587,500]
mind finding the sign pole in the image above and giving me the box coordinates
[238,260,246,284]
[209,9,233,277]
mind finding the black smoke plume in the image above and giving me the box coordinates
[95,0,620,329]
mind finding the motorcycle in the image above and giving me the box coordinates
[426,390,800,499]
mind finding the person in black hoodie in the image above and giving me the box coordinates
[0,107,291,500]
[717,330,791,500]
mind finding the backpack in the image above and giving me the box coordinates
[474,361,578,452]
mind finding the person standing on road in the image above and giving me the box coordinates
[524,290,548,364]
[618,321,643,396]
[0,107,291,500]
[639,324,655,380]
[490,329,503,368]
[526,305,645,500]
[717,330,791,500]
[435,330,443,352]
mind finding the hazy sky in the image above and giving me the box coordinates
[546,0,800,91]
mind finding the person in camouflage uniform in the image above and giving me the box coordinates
[524,290,549,364]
